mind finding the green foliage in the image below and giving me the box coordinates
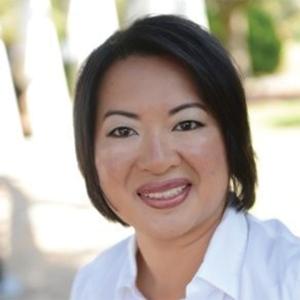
[0,0,17,44]
[247,6,282,75]
[206,6,227,45]
[50,0,69,41]
[0,0,10,15]
[115,0,126,27]
[250,99,300,128]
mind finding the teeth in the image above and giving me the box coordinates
[143,185,187,200]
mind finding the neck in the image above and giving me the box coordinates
[135,211,224,299]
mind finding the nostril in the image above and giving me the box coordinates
[137,145,181,174]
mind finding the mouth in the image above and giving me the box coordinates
[136,178,192,209]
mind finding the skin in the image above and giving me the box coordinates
[94,55,229,299]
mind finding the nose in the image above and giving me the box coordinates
[136,131,181,174]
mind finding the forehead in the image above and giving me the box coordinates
[97,55,203,112]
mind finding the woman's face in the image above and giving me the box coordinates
[94,55,229,240]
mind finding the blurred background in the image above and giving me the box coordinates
[0,0,299,299]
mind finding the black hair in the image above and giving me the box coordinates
[74,14,257,225]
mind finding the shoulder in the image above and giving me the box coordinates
[246,214,300,260]
[244,213,300,290]
[70,236,132,300]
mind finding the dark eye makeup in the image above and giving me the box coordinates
[107,120,205,138]
[107,127,137,138]
[172,120,204,131]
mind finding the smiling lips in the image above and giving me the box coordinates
[136,178,192,209]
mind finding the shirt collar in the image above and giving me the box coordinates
[195,207,248,299]
[115,207,248,299]
[116,235,138,291]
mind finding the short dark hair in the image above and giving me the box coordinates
[74,14,257,225]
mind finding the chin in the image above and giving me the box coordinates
[135,218,198,241]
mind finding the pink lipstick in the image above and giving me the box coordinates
[136,178,191,209]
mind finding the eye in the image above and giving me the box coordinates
[107,126,137,138]
[173,120,204,131]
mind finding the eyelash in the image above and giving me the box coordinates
[173,120,204,131]
[107,120,204,138]
[107,127,136,138]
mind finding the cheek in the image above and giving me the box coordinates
[94,141,137,187]
[178,132,229,184]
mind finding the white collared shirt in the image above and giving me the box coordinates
[70,208,300,300]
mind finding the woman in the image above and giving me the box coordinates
[71,15,300,300]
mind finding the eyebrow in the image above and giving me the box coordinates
[103,102,206,121]
[103,110,139,120]
[169,102,206,115]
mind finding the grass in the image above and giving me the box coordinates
[247,98,300,230]
[248,98,300,129]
